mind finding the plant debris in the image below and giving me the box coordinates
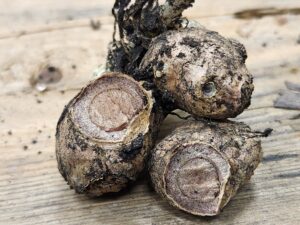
[234,7,300,19]
[274,81,300,110]
[285,81,300,92]
[274,91,300,110]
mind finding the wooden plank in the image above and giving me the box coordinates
[0,23,113,94]
[1,0,300,34]
[1,1,300,225]
[1,15,299,95]
[1,7,299,95]
[0,0,113,34]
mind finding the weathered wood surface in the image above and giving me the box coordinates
[0,1,300,225]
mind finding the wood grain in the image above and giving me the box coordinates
[0,1,300,225]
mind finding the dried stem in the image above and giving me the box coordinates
[107,0,195,80]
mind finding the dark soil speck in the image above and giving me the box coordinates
[290,68,298,74]
[90,20,101,30]
[297,35,300,44]
[262,42,267,47]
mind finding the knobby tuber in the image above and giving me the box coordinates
[106,1,253,119]
[56,72,164,196]
[149,120,263,216]
[140,27,253,119]
[54,0,268,218]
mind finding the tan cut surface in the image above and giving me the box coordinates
[89,89,143,131]
[0,1,300,225]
